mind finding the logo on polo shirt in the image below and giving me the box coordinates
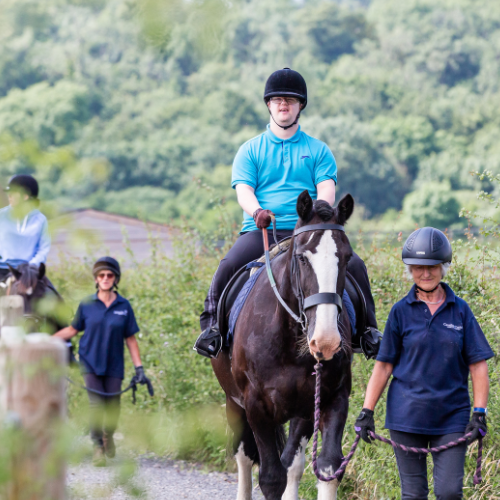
[113,310,128,316]
[301,155,310,159]
[443,323,463,331]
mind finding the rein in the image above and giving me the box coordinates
[311,363,484,486]
[262,218,345,335]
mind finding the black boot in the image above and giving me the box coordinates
[193,325,222,358]
[360,327,383,360]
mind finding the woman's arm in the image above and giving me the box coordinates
[53,325,78,340]
[126,335,143,367]
[317,179,336,206]
[363,361,394,410]
[235,184,261,217]
[30,217,51,266]
[469,360,489,408]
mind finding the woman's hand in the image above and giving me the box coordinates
[355,408,375,443]
[465,412,487,444]
[253,208,275,229]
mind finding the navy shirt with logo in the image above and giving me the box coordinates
[377,283,494,435]
[72,293,139,379]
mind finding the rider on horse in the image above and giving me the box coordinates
[195,68,381,358]
[0,174,50,281]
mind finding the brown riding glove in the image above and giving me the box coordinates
[253,208,275,229]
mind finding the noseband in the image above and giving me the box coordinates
[264,220,345,336]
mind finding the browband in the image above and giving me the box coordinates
[294,223,345,236]
[303,292,343,312]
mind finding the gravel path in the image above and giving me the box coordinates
[68,456,265,499]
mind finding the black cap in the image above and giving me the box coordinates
[93,256,121,283]
[264,68,307,108]
[4,174,39,198]
[402,227,452,266]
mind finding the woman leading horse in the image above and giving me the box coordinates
[355,227,493,499]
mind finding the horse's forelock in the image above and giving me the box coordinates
[12,264,39,294]
[312,200,335,222]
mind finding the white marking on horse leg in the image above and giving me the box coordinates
[235,442,253,500]
[282,436,308,500]
[317,468,339,500]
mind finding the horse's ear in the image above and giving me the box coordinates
[7,264,21,280]
[336,194,354,225]
[38,263,46,280]
[296,190,314,222]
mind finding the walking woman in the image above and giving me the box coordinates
[54,257,152,466]
[355,227,494,499]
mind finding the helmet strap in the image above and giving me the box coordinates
[268,108,301,130]
[415,283,440,294]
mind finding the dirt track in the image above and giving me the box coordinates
[68,456,265,499]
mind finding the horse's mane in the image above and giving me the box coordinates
[313,200,335,222]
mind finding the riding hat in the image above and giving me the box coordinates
[402,227,452,266]
[93,256,121,284]
[264,68,307,109]
[4,174,39,199]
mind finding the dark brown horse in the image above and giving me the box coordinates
[2,263,66,333]
[212,191,355,500]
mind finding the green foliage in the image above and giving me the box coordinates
[0,0,499,228]
[402,181,461,228]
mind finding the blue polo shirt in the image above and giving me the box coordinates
[232,125,337,232]
[72,293,139,379]
[377,283,494,435]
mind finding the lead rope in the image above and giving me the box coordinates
[311,363,484,485]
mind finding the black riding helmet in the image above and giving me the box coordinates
[264,68,308,108]
[402,227,452,266]
[4,174,39,199]
[93,256,121,284]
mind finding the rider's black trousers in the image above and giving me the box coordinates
[200,229,378,332]
[84,374,122,447]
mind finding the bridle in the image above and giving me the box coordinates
[263,218,345,337]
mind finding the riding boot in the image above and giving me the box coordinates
[92,445,106,467]
[193,325,223,358]
[103,431,116,458]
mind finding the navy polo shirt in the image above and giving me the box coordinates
[72,293,139,379]
[377,283,494,435]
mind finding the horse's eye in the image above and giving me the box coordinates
[297,254,307,264]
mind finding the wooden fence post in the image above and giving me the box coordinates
[0,296,67,500]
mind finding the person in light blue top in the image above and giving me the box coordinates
[0,174,51,280]
[195,68,381,359]
[232,124,337,232]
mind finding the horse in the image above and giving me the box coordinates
[1,262,66,334]
[212,190,355,500]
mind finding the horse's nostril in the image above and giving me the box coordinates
[316,352,324,360]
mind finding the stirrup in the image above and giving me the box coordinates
[193,325,222,359]
[360,327,383,360]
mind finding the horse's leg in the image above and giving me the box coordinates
[315,388,350,500]
[226,397,258,500]
[281,417,313,500]
[247,406,287,500]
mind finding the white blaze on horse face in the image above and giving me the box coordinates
[235,442,253,500]
[282,436,308,500]
[317,475,339,500]
[305,231,341,360]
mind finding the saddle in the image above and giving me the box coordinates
[217,242,370,355]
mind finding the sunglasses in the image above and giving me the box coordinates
[269,96,300,105]
[97,272,115,279]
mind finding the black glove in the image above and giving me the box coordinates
[465,412,487,444]
[133,366,154,396]
[354,408,375,444]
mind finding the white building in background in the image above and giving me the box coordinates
[48,209,174,267]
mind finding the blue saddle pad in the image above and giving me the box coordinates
[228,266,356,342]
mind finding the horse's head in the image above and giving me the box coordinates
[293,190,354,361]
[7,263,47,312]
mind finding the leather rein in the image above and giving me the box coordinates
[263,218,345,336]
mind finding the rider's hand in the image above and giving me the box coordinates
[465,412,487,444]
[253,208,275,229]
[355,408,375,444]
